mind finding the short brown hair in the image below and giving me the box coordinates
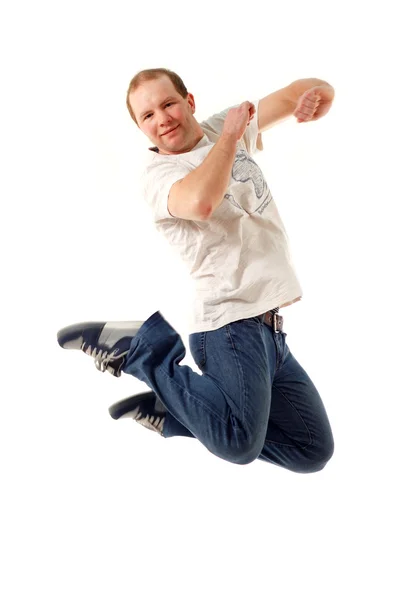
[126,68,188,124]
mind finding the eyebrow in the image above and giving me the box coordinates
[139,97,177,119]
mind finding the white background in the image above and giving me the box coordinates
[1,1,399,598]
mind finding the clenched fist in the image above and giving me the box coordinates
[223,101,256,141]
[294,85,334,123]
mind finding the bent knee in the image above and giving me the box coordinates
[297,437,335,474]
[234,442,267,466]
[220,436,264,466]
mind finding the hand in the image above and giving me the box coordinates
[223,101,256,141]
[294,84,334,123]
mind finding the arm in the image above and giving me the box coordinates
[168,102,254,221]
[258,78,335,132]
[168,132,238,221]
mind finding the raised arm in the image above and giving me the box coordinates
[168,102,255,221]
[257,78,335,132]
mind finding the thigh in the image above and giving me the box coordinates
[189,318,276,432]
[264,346,334,450]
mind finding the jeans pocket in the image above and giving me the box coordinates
[189,331,207,369]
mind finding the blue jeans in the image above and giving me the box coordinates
[122,311,334,472]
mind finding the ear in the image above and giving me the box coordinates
[187,93,196,113]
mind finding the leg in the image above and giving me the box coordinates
[122,311,276,465]
[111,313,333,473]
[258,334,334,473]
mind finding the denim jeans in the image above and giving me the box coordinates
[122,311,334,472]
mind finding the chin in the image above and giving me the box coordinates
[162,139,182,151]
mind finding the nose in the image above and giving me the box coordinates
[158,110,173,131]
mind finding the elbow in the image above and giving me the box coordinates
[196,190,225,221]
[197,203,213,221]
[194,195,212,221]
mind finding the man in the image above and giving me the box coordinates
[58,68,335,472]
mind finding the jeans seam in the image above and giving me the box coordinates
[225,323,248,425]
[262,439,298,449]
[274,332,285,371]
[270,383,314,450]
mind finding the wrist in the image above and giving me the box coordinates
[288,78,334,104]
[220,130,240,145]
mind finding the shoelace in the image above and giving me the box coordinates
[129,405,165,434]
[81,342,127,375]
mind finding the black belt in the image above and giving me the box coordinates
[257,309,284,333]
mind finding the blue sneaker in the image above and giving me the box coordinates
[108,391,166,435]
[57,320,144,377]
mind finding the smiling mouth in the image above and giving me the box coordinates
[162,125,179,136]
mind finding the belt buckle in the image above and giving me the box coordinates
[273,313,282,333]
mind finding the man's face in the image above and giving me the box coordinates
[128,76,201,155]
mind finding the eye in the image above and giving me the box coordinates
[165,102,173,107]
[143,113,152,120]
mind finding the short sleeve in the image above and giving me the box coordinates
[242,99,264,154]
[141,160,192,222]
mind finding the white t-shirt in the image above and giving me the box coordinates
[140,100,303,333]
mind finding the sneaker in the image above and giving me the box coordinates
[57,320,144,377]
[108,391,166,435]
